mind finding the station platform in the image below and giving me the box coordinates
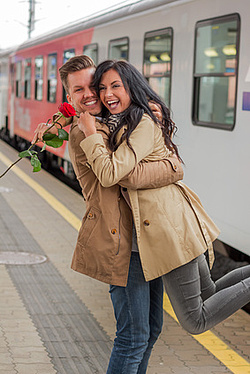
[0,139,249,374]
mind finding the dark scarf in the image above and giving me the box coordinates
[102,113,122,133]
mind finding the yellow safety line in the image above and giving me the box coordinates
[1,151,250,374]
[0,152,81,231]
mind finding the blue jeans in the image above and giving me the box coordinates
[107,252,163,374]
[163,253,250,334]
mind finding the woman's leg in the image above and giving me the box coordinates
[197,253,216,301]
[107,252,163,374]
[199,253,250,300]
[163,254,250,335]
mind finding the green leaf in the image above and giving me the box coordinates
[58,128,69,141]
[43,132,64,148]
[41,144,46,152]
[43,133,56,141]
[30,154,39,166]
[19,150,32,158]
[32,163,41,172]
[45,137,63,148]
[30,155,41,172]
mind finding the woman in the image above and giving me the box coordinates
[77,59,250,337]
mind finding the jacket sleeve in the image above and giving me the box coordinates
[80,116,155,187]
[119,157,184,190]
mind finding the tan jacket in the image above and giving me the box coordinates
[81,114,220,281]
[68,117,183,286]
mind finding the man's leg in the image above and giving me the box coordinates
[137,276,163,374]
[107,252,162,374]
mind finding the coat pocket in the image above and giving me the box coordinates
[77,206,101,248]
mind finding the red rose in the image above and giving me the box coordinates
[58,102,76,117]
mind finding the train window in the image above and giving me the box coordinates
[193,14,240,130]
[63,49,75,63]
[47,53,57,103]
[108,37,129,61]
[62,49,75,101]
[83,43,98,64]
[24,59,31,99]
[143,28,173,107]
[35,56,43,101]
[15,61,22,98]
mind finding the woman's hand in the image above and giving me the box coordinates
[78,112,97,137]
[149,101,163,123]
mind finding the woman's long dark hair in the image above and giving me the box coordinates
[92,60,182,161]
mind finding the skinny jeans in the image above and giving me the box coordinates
[107,251,163,374]
[163,253,250,334]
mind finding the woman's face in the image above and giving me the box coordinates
[99,69,131,114]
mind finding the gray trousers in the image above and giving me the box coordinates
[163,253,250,334]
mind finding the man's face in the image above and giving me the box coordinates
[66,67,102,115]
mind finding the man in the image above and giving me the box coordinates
[33,55,183,373]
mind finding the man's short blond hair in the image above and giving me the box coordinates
[59,55,96,93]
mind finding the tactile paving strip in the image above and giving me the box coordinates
[0,195,112,374]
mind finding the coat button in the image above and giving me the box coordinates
[143,220,150,226]
[111,229,117,235]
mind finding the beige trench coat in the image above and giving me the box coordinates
[81,114,220,281]
[68,117,183,286]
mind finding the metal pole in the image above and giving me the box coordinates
[28,0,35,38]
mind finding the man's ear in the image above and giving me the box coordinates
[67,93,72,104]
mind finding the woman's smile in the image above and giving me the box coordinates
[107,99,120,111]
[99,69,131,114]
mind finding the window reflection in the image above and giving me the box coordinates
[83,43,98,64]
[143,29,172,106]
[63,49,75,64]
[193,15,239,130]
[15,61,22,98]
[24,59,31,99]
[47,54,57,103]
[198,76,236,125]
[109,38,129,61]
[35,56,43,101]
[62,49,75,101]
[195,20,238,75]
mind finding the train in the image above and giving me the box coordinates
[0,0,249,260]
